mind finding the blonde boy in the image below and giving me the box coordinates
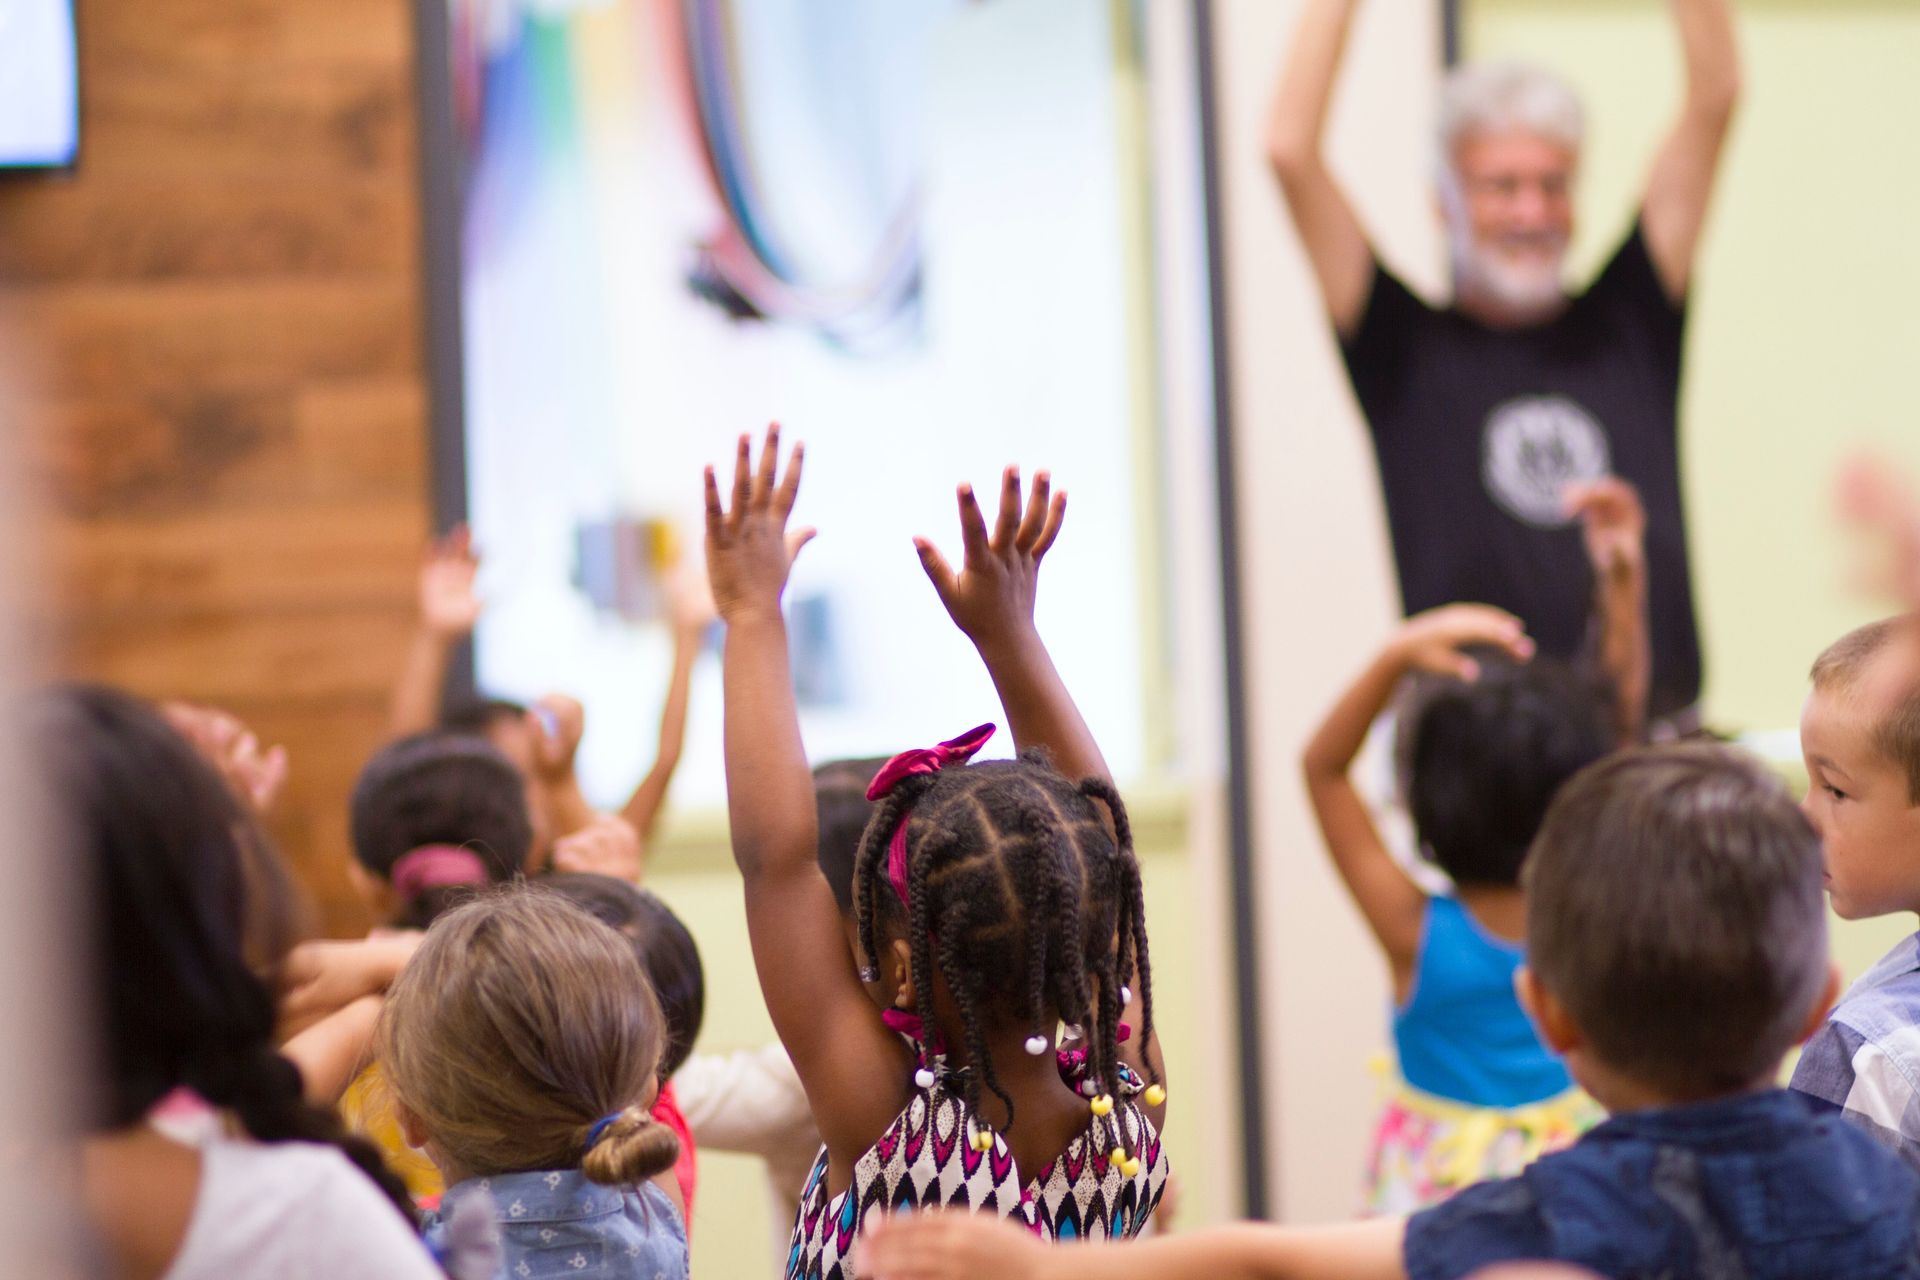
[1790,614,1920,1163]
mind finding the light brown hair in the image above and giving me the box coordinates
[1524,744,1828,1098]
[378,885,679,1185]
[1810,615,1920,803]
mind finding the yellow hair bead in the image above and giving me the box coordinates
[1122,1157,1142,1179]
[972,1127,994,1153]
[1110,1147,1127,1169]
[1143,1084,1166,1108]
[1090,1094,1114,1117]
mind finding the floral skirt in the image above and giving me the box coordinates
[1364,1066,1601,1216]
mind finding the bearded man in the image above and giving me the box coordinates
[1267,0,1739,729]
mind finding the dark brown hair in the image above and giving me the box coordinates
[1524,743,1828,1098]
[34,684,414,1220]
[1811,616,1920,803]
[853,749,1156,1154]
[378,885,679,1187]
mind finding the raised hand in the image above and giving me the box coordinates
[664,557,719,640]
[551,813,644,882]
[914,465,1065,648]
[419,525,482,638]
[704,425,813,624]
[1565,476,1647,580]
[1835,454,1920,609]
[529,693,585,783]
[1388,605,1535,683]
[161,701,290,815]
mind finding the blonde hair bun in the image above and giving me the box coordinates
[581,1105,680,1186]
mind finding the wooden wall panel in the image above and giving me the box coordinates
[0,0,433,935]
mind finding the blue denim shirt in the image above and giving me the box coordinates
[424,1168,688,1280]
[1404,1089,1920,1280]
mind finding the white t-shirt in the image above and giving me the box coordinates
[161,1127,441,1280]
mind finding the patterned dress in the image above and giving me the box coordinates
[784,1050,1168,1279]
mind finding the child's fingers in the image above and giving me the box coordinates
[776,440,805,518]
[702,466,725,539]
[991,466,1022,551]
[754,422,783,505]
[1033,490,1067,560]
[731,433,754,520]
[1015,470,1051,550]
[914,537,958,601]
[956,483,992,563]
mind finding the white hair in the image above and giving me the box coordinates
[1436,61,1585,177]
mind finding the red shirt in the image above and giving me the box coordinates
[651,1080,698,1226]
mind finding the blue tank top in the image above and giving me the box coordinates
[1392,895,1572,1107]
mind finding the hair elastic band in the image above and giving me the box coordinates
[583,1110,627,1152]
[865,724,996,906]
[389,843,490,904]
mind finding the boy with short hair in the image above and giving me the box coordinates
[862,744,1920,1280]
[1790,614,1920,1164]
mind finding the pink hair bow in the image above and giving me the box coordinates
[866,723,996,907]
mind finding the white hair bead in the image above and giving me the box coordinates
[915,1068,935,1090]
[1024,1035,1049,1056]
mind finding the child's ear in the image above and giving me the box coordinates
[889,937,915,1010]
[1514,965,1582,1056]
[394,1099,430,1153]
[347,863,394,917]
[1795,963,1845,1045]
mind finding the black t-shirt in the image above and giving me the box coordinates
[1339,222,1701,718]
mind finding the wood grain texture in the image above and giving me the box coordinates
[0,0,434,935]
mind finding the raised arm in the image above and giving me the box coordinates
[389,527,482,738]
[916,466,1165,1107]
[707,427,913,1169]
[861,1212,1407,1280]
[1641,0,1741,300]
[915,468,1104,783]
[1302,606,1534,988]
[1567,478,1650,745]
[623,565,715,841]
[1265,0,1375,338]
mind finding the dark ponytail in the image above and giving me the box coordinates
[32,684,416,1222]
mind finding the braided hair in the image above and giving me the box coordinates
[34,684,415,1222]
[852,748,1157,1156]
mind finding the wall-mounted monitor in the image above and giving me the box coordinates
[0,0,80,170]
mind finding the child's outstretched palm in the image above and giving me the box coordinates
[915,466,1065,646]
[705,426,814,623]
[420,525,483,638]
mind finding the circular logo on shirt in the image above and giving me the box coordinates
[1480,396,1613,528]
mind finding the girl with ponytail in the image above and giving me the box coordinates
[40,683,438,1279]
[379,885,689,1280]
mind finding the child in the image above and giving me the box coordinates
[1305,606,1614,1211]
[542,872,707,1217]
[392,525,714,869]
[348,730,534,925]
[1790,613,1920,1164]
[381,885,690,1279]
[864,744,1920,1280]
[705,429,1168,1278]
[40,684,439,1279]
[1306,481,1647,1212]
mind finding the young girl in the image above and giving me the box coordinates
[541,872,706,1219]
[704,428,1168,1279]
[1301,482,1647,1212]
[40,684,439,1279]
[380,886,690,1279]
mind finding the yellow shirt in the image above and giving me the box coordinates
[340,1062,444,1204]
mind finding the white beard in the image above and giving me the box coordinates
[1450,229,1569,323]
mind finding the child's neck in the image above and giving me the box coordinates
[957,1027,1097,1182]
[1456,883,1527,944]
